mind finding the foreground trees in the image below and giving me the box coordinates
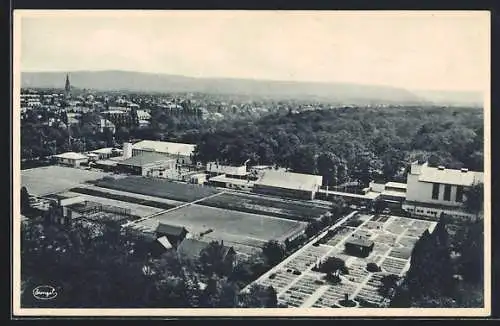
[20,221,277,308]
[391,217,484,307]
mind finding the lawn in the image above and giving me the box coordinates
[197,192,330,222]
[137,204,308,247]
[21,166,112,196]
[93,176,221,202]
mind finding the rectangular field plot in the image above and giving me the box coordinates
[410,220,432,229]
[285,246,331,271]
[312,283,356,307]
[198,192,330,221]
[397,236,419,247]
[94,176,221,202]
[381,257,408,275]
[405,227,427,237]
[22,166,112,196]
[373,234,398,246]
[260,270,299,293]
[345,261,370,284]
[282,275,324,305]
[62,191,163,217]
[388,247,413,260]
[355,285,385,306]
[324,227,353,247]
[361,221,384,231]
[384,221,407,235]
[69,187,178,210]
[138,204,307,247]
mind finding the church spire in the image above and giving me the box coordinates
[65,73,71,97]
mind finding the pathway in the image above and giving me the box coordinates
[121,191,227,227]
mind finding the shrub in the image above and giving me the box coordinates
[367,262,381,273]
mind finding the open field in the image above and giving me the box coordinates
[21,166,113,196]
[136,204,307,248]
[93,176,221,202]
[252,213,437,308]
[197,192,331,222]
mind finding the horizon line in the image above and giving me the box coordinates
[20,69,484,94]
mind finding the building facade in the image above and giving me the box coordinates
[402,161,484,220]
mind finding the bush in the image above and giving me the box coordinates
[367,262,381,273]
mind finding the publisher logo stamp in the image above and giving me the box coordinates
[32,285,57,300]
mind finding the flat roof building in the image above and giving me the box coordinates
[253,170,323,200]
[116,152,177,176]
[132,140,196,165]
[53,152,88,168]
[402,161,484,220]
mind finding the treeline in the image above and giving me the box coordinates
[391,216,484,307]
[21,220,279,308]
[190,106,483,187]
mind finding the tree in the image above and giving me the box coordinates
[366,262,381,273]
[262,240,286,266]
[330,197,346,219]
[319,256,347,278]
[199,240,232,276]
[305,220,323,238]
[464,182,484,218]
[317,151,340,186]
[238,284,278,308]
[379,274,400,298]
[21,186,30,215]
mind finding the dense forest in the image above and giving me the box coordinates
[188,106,483,186]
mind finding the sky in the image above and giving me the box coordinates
[15,10,490,92]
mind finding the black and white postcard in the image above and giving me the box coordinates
[12,10,491,317]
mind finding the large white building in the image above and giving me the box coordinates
[402,161,484,220]
[131,140,196,165]
[53,152,89,168]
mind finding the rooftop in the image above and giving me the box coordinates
[91,147,119,155]
[206,162,248,176]
[385,182,407,190]
[156,223,188,237]
[256,170,323,192]
[209,174,254,186]
[417,164,484,186]
[94,159,118,166]
[345,237,374,248]
[117,152,175,167]
[177,238,234,261]
[133,140,196,157]
[54,152,88,160]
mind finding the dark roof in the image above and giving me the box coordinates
[117,152,174,167]
[345,237,374,248]
[155,223,188,237]
[177,238,210,260]
[177,238,235,260]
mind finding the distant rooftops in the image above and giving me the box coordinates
[256,170,323,192]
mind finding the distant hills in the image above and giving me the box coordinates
[21,70,483,107]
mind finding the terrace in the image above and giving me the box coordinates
[253,213,436,308]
